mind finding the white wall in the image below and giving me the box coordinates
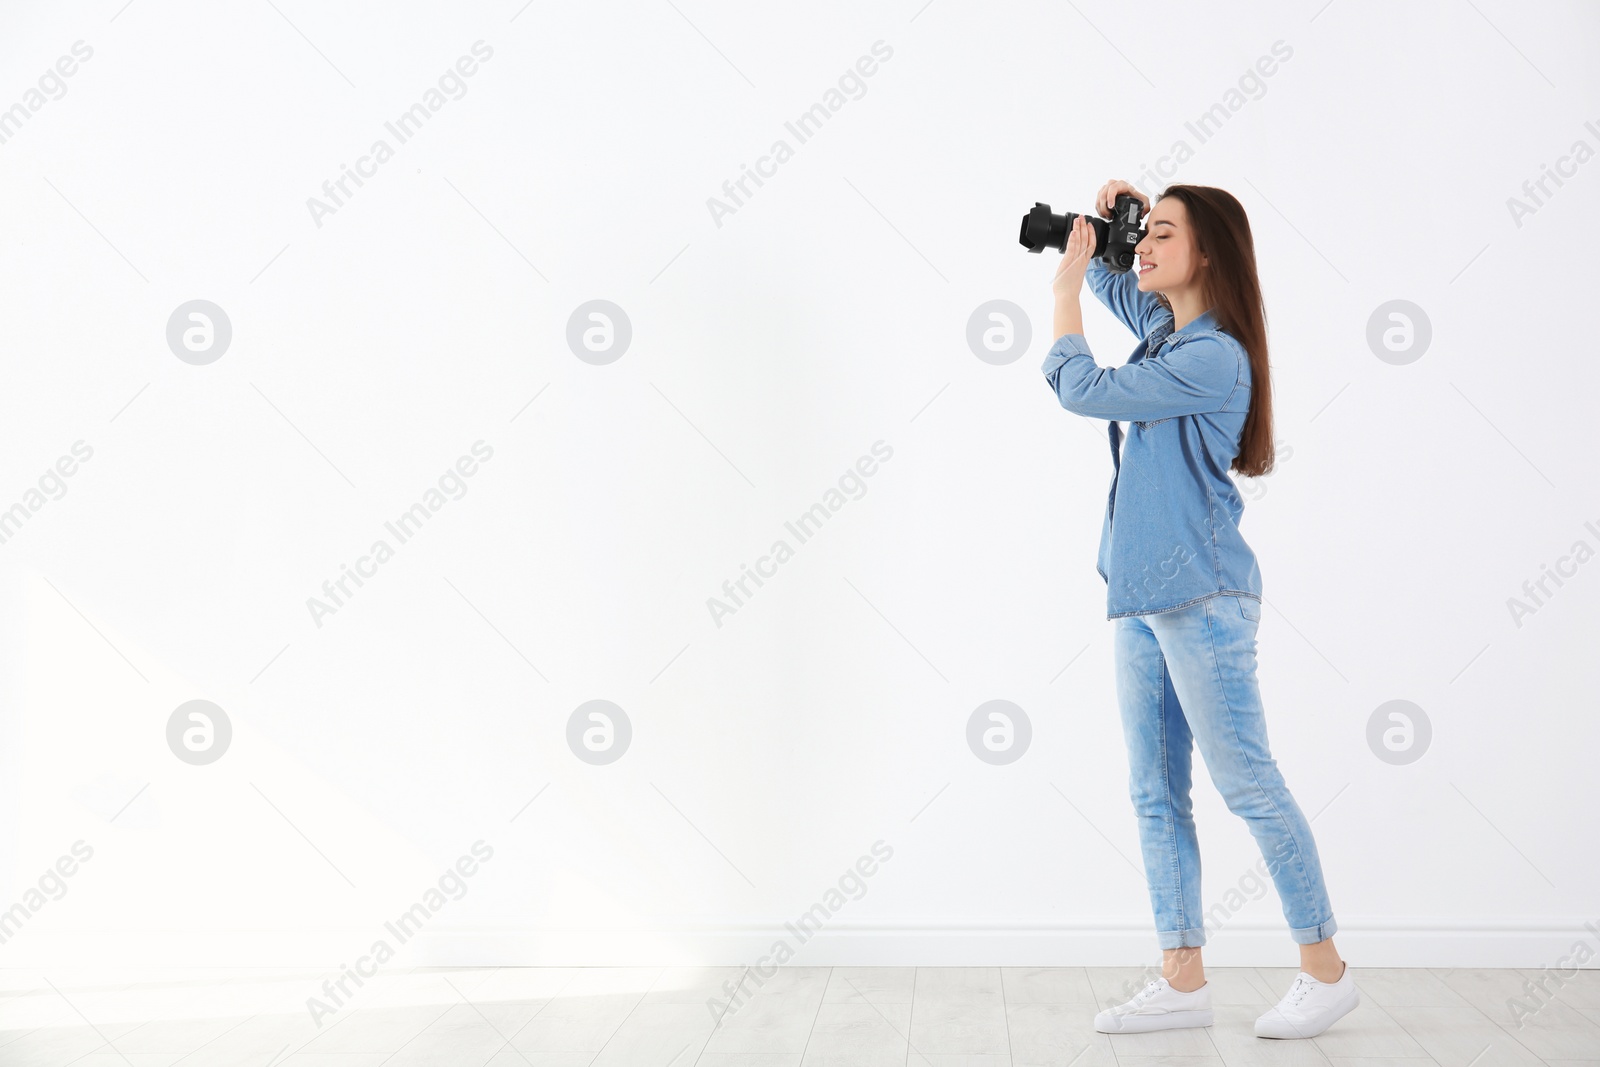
[1,0,1596,972]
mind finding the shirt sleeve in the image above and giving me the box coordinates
[1042,331,1242,422]
[1086,256,1168,339]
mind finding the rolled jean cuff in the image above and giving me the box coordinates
[1289,916,1338,945]
[1156,925,1208,949]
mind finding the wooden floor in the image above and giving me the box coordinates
[1,965,1596,1065]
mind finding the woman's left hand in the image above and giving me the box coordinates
[1051,215,1095,301]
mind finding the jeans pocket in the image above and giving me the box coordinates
[1237,596,1262,622]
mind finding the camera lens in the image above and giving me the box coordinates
[1018,202,1069,253]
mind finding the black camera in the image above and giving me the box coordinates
[1018,193,1146,272]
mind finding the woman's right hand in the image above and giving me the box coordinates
[1096,179,1150,220]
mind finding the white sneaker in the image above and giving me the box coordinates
[1094,976,1213,1033]
[1255,961,1360,1038]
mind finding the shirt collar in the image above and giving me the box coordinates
[1174,308,1220,336]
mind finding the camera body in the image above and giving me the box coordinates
[1018,193,1146,272]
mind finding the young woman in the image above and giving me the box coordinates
[1041,180,1359,1040]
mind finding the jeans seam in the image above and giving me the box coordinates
[1157,650,1186,936]
[1202,598,1318,909]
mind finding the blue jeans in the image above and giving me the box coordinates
[1113,593,1338,949]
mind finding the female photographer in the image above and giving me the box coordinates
[1042,179,1359,1040]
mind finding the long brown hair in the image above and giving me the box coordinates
[1151,184,1274,478]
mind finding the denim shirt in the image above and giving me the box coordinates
[1041,257,1261,619]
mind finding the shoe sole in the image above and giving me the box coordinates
[1256,990,1360,1039]
[1095,1007,1214,1033]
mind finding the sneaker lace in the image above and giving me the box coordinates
[1286,974,1314,1006]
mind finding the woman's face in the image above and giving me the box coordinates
[1134,197,1207,293]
